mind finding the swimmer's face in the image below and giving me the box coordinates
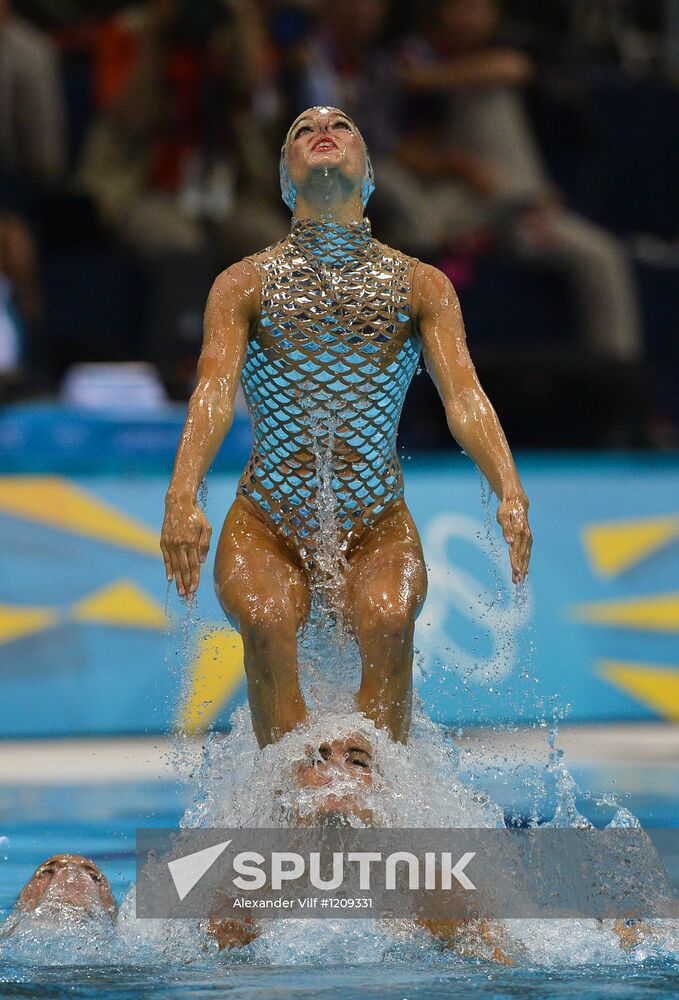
[16,855,117,921]
[294,734,374,824]
[284,108,368,202]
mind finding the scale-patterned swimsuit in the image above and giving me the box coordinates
[238,217,421,575]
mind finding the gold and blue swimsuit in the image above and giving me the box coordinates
[239,218,420,572]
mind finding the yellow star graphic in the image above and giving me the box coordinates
[576,511,679,721]
[582,513,679,578]
[0,474,245,732]
[0,605,58,643]
[0,580,167,641]
[175,628,245,735]
[598,660,679,721]
[0,580,245,732]
[570,592,679,632]
[0,476,161,556]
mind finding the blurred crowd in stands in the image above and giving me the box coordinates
[1,0,678,448]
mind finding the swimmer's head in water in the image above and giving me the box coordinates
[291,733,374,826]
[280,106,375,213]
[15,854,117,922]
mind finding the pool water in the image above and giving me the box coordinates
[2,959,678,1000]
[1,759,677,1000]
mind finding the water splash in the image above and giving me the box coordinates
[294,403,361,714]
[1,900,118,966]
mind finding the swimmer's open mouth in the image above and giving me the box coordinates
[312,137,338,152]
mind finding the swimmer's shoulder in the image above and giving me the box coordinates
[369,237,455,326]
[243,235,292,272]
[210,235,291,298]
[206,259,262,326]
[370,234,418,273]
[410,260,461,326]
[207,230,296,324]
[369,236,449,290]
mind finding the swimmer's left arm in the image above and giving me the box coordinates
[418,916,514,965]
[414,262,532,584]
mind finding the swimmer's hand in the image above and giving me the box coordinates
[613,917,650,951]
[203,892,260,950]
[420,917,515,965]
[204,914,260,950]
[496,490,532,584]
[160,493,212,597]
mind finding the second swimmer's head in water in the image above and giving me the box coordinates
[279,106,375,214]
[1,854,117,940]
[289,732,375,827]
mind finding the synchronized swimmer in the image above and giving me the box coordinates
[160,104,532,748]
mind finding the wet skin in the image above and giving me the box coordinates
[292,734,375,825]
[1,854,117,937]
[161,107,532,748]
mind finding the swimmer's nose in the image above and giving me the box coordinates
[319,764,357,786]
[48,865,100,904]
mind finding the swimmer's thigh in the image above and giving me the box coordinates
[345,499,428,631]
[213,496,311,632]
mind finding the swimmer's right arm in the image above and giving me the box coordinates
[162,261,260,597]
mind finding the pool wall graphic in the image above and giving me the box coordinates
[0,457,677,738]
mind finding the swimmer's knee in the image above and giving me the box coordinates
[213,559,291,632]
[357,591,421,639]
[213,532,310,634]
[237,592,301,635]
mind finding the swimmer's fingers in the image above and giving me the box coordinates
[176,546,193,597]
[172,553,185,596]
[160,542,173,583]
[519,519,533,579]
[198,519,212,565]
[497,497,531,584]
[170,547,184,594]
[165,544,184,595]
[507,509,532,583]
[184,543,201,594]
[509,536,521,584]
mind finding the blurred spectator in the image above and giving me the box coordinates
[78,0,286,262]
[0,213,41,328]
[0,0,67,191]
[379,0,643,362]
[0,2,63,391]
[0,211,46,387]
[283,0,399,158]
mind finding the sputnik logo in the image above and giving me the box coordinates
[167,840,232,901]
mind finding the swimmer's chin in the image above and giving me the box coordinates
[7,899,114,937]
[291,796,374,828]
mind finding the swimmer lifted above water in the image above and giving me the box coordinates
[160,106,532,748]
